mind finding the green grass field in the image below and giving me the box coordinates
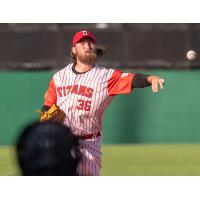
[1,144,200,176]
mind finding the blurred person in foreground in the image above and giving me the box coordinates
[40,30,165,176]
[16,121,80,176]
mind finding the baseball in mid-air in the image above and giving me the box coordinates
[186,50,197,61]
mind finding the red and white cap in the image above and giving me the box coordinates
[72,30,96,46]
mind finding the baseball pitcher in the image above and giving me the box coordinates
[39,30,165,175]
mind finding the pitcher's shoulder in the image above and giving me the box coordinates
[53,63,73,77]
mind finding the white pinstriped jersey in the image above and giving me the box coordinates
[44,63,134,137]
[44,63,134,175]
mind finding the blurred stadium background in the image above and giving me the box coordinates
[1,23,200,175]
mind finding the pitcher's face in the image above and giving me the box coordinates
[72,38,97,64]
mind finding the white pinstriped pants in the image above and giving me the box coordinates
[77,137,102,176]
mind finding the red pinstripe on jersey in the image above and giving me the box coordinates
[43,63,134,175]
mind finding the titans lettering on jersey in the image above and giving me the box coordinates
[44,63,134,136]
[57,85,93,98]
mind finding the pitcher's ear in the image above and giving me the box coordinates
[72,46,76,54]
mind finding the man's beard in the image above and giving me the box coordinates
[76,51,97,64]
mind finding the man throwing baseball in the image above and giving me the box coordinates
[41,30,165,176]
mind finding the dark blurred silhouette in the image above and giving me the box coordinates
[16,121,80,176]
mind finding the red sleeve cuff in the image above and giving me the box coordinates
[108,70,134,96]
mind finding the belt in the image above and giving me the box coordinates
[75,132,101,140]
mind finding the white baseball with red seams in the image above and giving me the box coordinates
[44,63,134,175]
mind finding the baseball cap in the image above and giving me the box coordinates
[72,30,96,46]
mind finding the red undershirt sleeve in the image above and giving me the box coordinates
[108,69,134,96]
